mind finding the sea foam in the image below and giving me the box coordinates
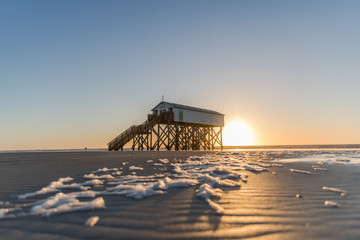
[18,177,89,199]
[31,192,105,217]
[9,151,288,218]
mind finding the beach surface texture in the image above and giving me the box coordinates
[0,149,359,239]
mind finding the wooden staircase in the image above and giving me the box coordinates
[108,113,167,151]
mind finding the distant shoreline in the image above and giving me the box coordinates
[220,144,360,149]
[1,144,360,153]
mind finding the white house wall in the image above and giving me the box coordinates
[154,103,172,114]
[173,108,224,126]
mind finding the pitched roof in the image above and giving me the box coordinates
[152,101,225,116]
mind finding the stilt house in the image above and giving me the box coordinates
[108,101,224,151]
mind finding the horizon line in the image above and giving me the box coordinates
[1,143,360,152]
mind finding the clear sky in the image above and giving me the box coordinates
[1,0,360,150]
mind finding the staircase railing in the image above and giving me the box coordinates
[108,125,136,148]
[107,111,171,151]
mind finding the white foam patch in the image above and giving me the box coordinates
[230,163,268,172]
[202,174,241,187]
[18,177,89,199]
[107,174,166,185]
[0,208,17,219]
[212,166,233,175]
[159,158,169,164]
[314,167,328,171]
[324,200,339,208]
[239,172,248,182]
[271,163,283,167]
[323,186,347,194]
[85,215,100,227]
[162,177,198,188]
[112,171,123,176]
[92,167,118,174]
[104,176,198,199]
[152,179,167,190]
[196,184,222,200]
[83,173,115,180]
[129,166,144,171]
[104,183,164,200]
[80,179,104,186]
[31,192,105,217]
[173,165,186,174]
[289,169,311,174]
[83,173,98,179]
[33,191,98,206]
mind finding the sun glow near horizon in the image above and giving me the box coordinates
[223,121,255,146]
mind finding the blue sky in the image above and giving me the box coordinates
[1,0,360,149]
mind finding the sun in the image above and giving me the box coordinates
[223,121,255,146]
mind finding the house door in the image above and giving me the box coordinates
[179,110,183,122]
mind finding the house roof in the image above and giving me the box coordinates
[151,101,225,116]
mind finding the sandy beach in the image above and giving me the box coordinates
[3,1,360,239]
[0,150,359,239]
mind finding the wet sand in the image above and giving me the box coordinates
[0,151,213,200]
[0,151,359,239]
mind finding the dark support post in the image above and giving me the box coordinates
[220,126,223,151]
[149,130,152,150]
[191,126,195,150]
[167,123,170,150]
[157,124,160,150]
[175,123,179,151]
[184,125,187,150]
